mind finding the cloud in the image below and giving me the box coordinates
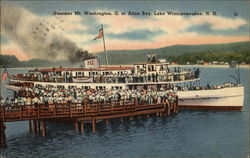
[108,29,163,41]
[87,32,249,53]
[46,15,88,32]
[1,43,30,61]
[1,5,249,61]
[189,16,247,30]
[94,11,247,35]
[0,35,10,44]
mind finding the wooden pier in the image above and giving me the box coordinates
[0,98,178,148]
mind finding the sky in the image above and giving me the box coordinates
[1,1,249,61]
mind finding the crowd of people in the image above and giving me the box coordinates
[0,84,177,107]
[175,81,238,91]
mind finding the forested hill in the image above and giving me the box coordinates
[1,41,249,67]
[96,41,250,65]
[0,55,82,68]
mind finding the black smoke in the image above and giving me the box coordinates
[1,5,92,63]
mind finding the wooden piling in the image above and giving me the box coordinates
[0,119,7,149]
[38,120,41,135]
[105,119,109,125]
[92,118,96,132]
[29,120,32,133]
[167,103,171,116]
[176,97,179,114]
[173,102,177,114]
[159,112,163,117]
[80,121,84,134]
[74,121,79,132]
[33,120,38,134]
[129,116,133,121]
[41,120,46,137]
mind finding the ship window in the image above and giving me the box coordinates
[87,60,93,65]
[77,72,82,76]
[96,86,103,90]
[160,65,164,71]
[137,66,140,71]
[148,65,154,71]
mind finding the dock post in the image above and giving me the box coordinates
[120,117,123,123]
[92,118,96,132]
[105,119,109,125]
[134,98,138,111]
[159,112,163,117]
[38,120,41,135]
[0,119,7,149]
[173,102,177,114]
[74,121,79,132]
[41,120,46,137]
[80,121,84,134]
[176,96,179,114]
[33,120,38,134]
[29,120,32,133]
[129,116,133,121]
[167,103,171,116]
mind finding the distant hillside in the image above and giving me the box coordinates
[1,41,249,67]
[96,41,250,65]
[0,54,83,68]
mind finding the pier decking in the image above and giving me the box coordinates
[0,99,178,148]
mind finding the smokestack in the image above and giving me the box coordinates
[1,5,91,62]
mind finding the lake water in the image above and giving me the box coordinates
[0,67,249,158]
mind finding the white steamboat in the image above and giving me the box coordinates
[7,56,244,111]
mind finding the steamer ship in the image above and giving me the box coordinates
[6,55,244,111]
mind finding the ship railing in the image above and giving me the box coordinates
[10,73,199,84]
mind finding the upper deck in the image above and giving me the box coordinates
[9,56,201,88]
[10,66,200,84]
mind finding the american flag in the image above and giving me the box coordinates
[93,28,103,40]
[2,71,8,81]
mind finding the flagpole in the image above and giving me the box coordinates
[0,68,2,97]
[101,25,109,66]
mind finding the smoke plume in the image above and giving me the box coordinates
[1,5,92,62]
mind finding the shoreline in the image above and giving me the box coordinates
[1,64,249,69]
[168,64,250,69]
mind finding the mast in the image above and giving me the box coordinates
[237,61,240,84]
[101,25,109,66]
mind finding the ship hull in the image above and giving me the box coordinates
[177,86,244,111]
[7,79,244,111]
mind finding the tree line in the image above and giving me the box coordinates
[167,51,250,64]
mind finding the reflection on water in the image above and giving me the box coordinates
[0,67,249,158]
